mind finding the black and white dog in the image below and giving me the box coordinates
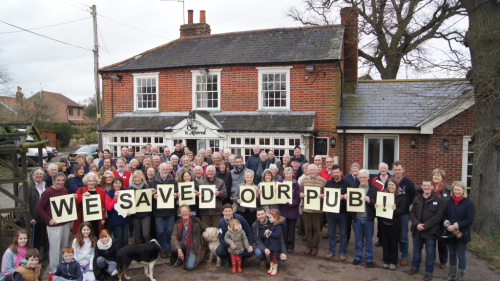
[116,239,161,281]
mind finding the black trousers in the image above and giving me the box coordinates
[238,209,256,229]
[379,221,401,265]
[283,218,297,249]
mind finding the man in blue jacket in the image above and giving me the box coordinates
[216,203,254,267]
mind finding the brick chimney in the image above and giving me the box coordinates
[340,7,359,94]
[16,86,24,105]
[180,10,211,38]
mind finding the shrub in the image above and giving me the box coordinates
[37,122,72,147]
[84,132,98,144]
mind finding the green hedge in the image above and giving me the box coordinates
[38,121,73,147]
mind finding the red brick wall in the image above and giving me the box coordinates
[338,106,475,185]
[101,62,342,160]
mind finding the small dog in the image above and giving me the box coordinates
[116,239,161,281]
[202,227,221,268]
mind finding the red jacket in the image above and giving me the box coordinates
[72,186,106,235]
[319,167,333,181]
[113,170,132,189]
[372,173,391,192]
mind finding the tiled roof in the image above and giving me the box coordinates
[212,111,315,133]
[102,111,315,133]
[102,112,187,132]
[32,91,83,108]
[100,26,344,72]
[337,79,473,128]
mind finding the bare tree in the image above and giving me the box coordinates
[286,0,468,79]
[14,92,54,126]
[461,0,500,236]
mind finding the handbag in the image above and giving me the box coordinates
[437,228,456,245]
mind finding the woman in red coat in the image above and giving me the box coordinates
[73,172,106,235]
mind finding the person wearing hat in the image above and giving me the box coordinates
[291,157,303,180]
[293,146,308,167]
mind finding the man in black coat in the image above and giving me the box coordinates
[324,165,351,261]
[407,179,445,281]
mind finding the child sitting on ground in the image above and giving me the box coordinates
[265,209,286,276]
[13,248,42,281]
[0,229,30,281]
[224,219,252,274]
[51,247,83,281]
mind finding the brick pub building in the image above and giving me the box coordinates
[99,8,475,189]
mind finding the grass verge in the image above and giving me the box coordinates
[468,231,500,274]
[0,165,9,179]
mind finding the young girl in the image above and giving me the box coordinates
[265,209,286,276]
[71,222,96,281]
[94,230,120,281]
[0,229,29,281]
[375,178,406,270]
[224,219,250,274]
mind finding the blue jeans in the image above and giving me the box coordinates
[412,237,436,274]
[112,223,129,249]
[399,214,410,259]
[327,212,348,255]
[215,244,254,259]
[352,218,374,262]
[448,240,468,270]
[155,216,175,251]
[179,242,196,270]
[254,247,266,262]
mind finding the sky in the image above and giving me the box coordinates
[0,0,468,104]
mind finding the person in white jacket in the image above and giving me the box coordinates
[71,222,96,281]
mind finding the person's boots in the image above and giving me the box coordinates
[224,257,231,268]
[443,266,457,281]
[231,262,237,274]
[237,261,243,273]
[457,269,466,281]
[271,262,279,276]
[134,238,142,245]
[268,262,274,274]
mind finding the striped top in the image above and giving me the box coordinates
[300,175,326,213]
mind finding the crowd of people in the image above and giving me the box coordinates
[1,143,475,281]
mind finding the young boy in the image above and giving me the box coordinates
[50,247,83,281]
[13,248,42,281]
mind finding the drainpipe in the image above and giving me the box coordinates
[343,129,347,171]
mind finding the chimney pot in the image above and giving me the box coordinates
[187,10,193,24]
[200,10,206,23]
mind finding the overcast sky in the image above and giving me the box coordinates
[0,0,468,104]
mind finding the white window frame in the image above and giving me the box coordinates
[133,72,159,111]
[461,136,472,189]
[191,69,222,111]
[228,134,303,162]
[364,135,399,175]
[257,66,292,110]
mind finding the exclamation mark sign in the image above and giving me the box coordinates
[383,196,387,212]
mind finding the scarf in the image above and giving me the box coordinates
[129,182,144,190]
[15,246,27,267]
[452,195,464,206]
[177,217,193,268]
[433,182,444,196]
[97,239,112,250]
